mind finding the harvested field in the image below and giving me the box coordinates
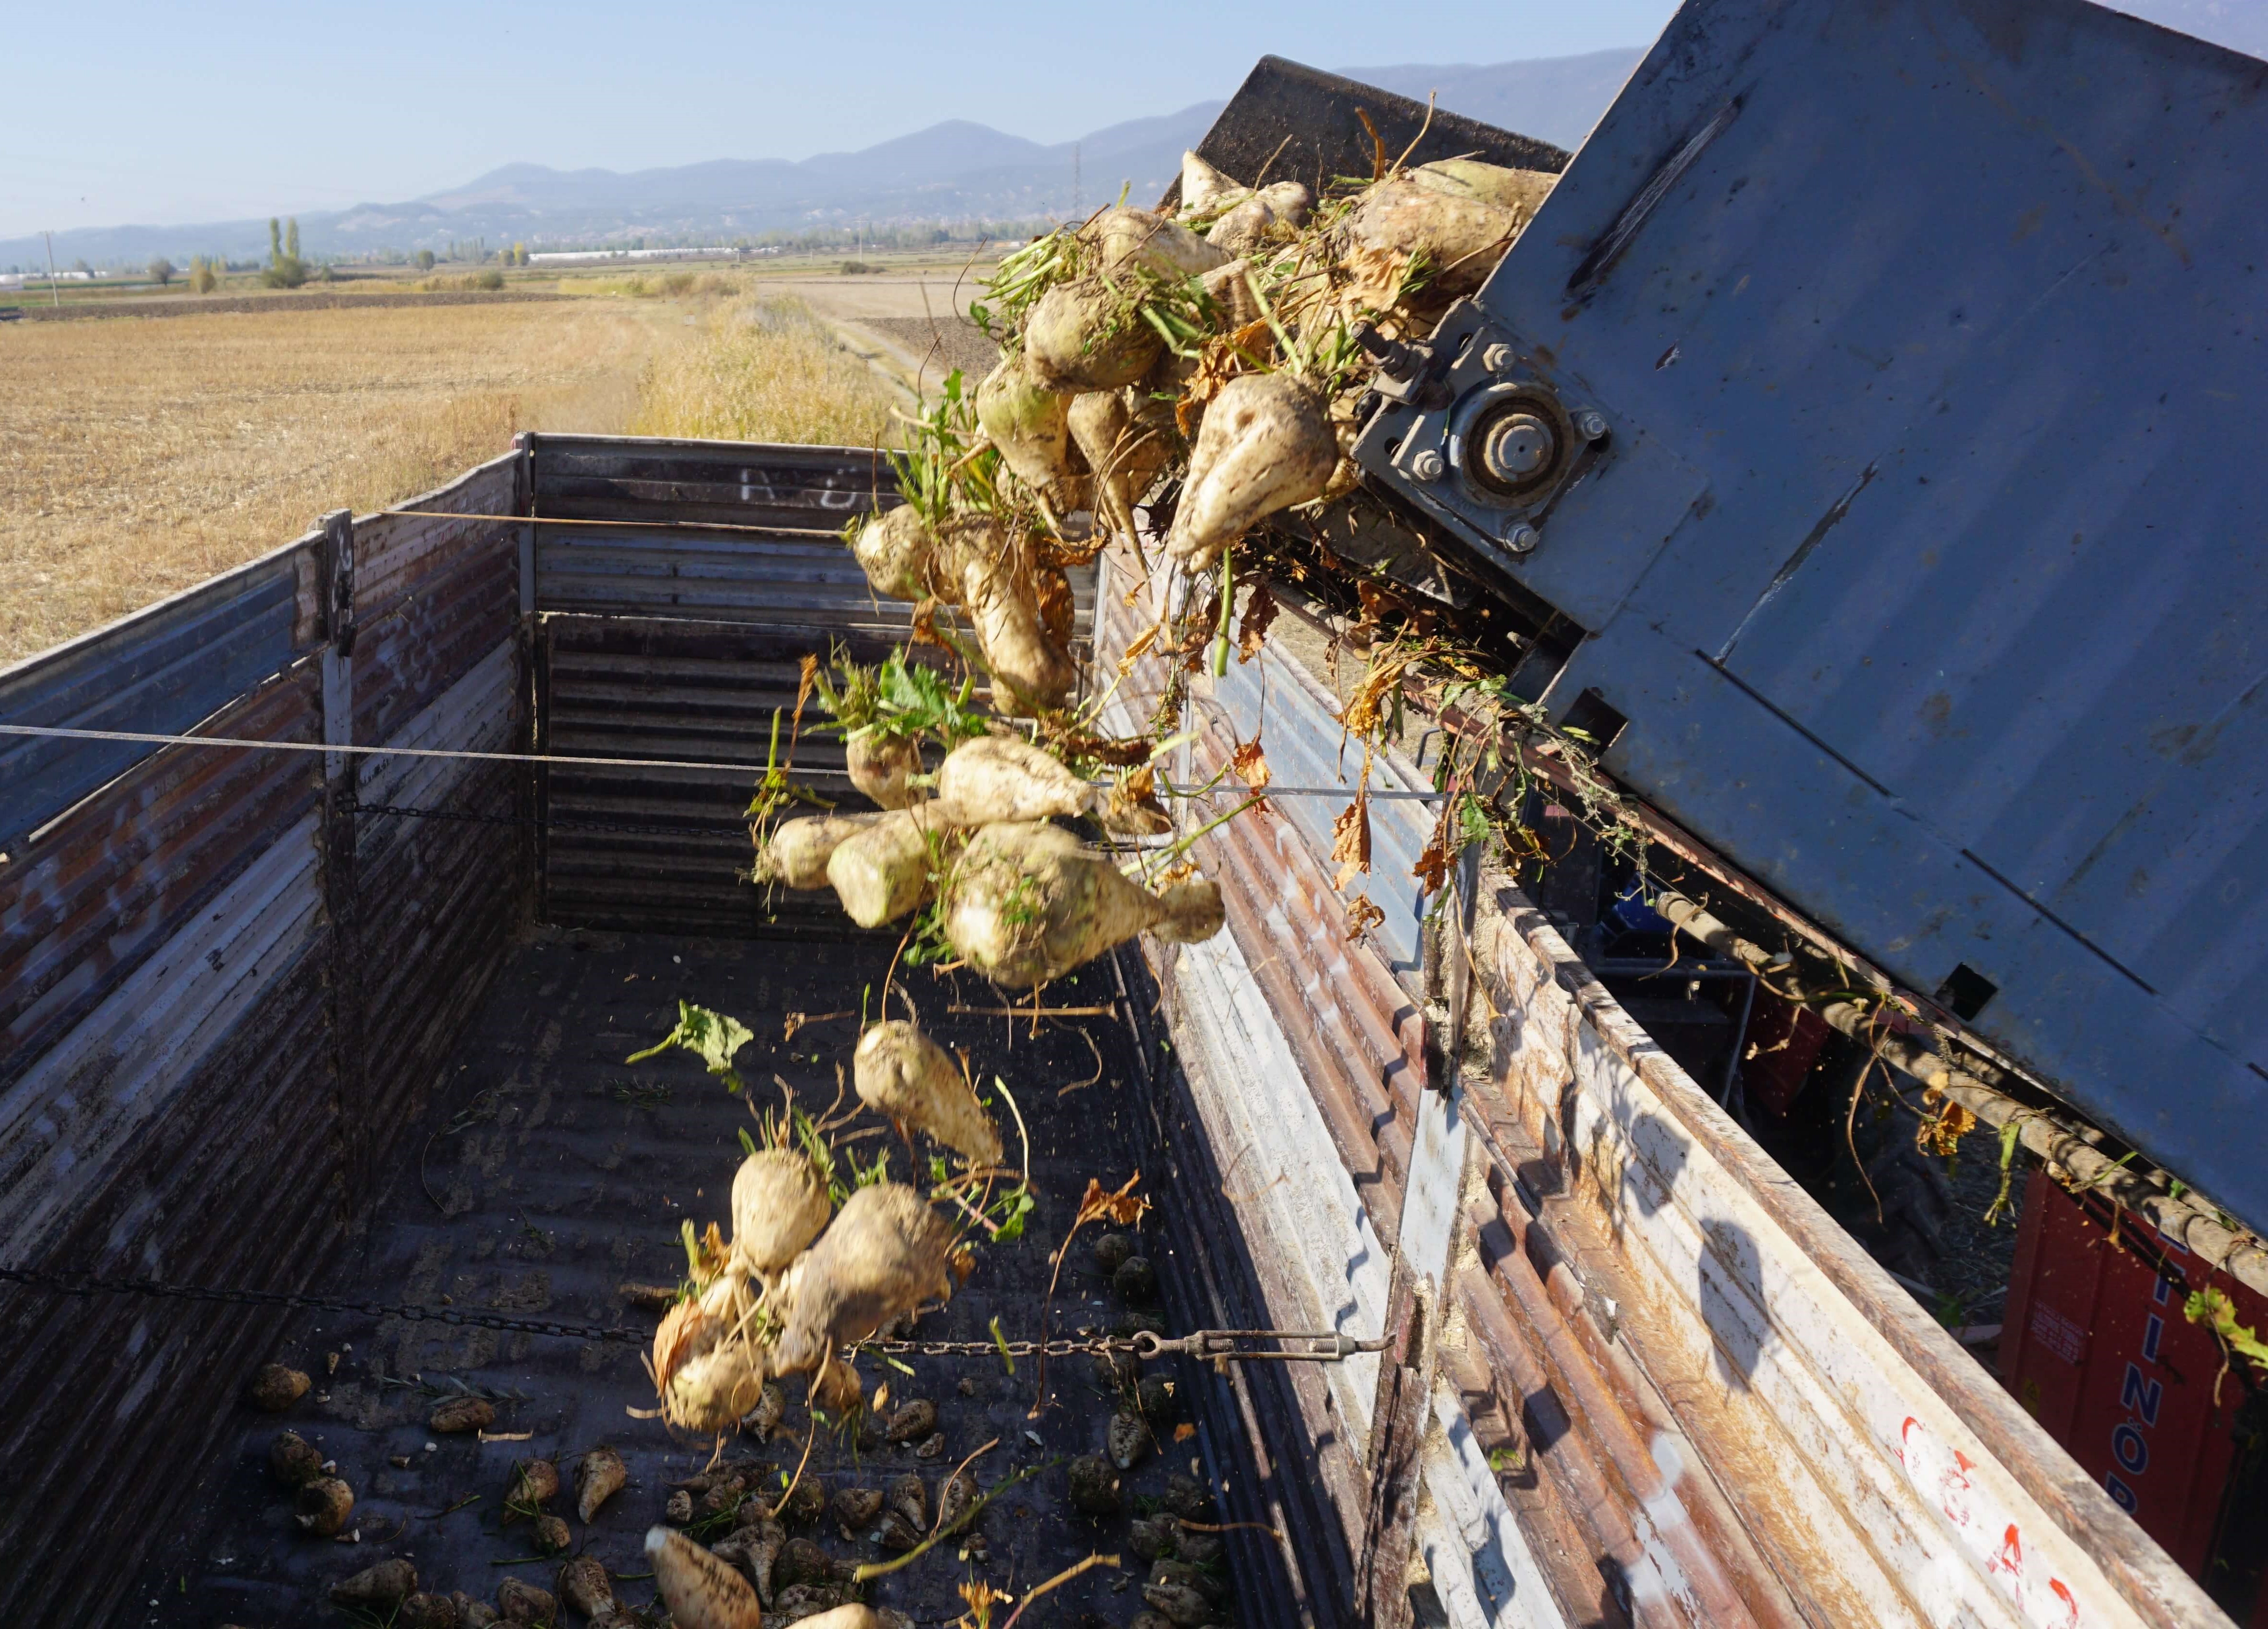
[627,294,900,448]
[0,284,908,666]
[0,298,674,663]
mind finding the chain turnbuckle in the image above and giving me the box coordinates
[1131,1328,1392,1363]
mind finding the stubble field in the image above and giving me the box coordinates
[0,285,903,665]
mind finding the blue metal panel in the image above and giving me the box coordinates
[0,543,311,851]
[1357,0,2268,1220]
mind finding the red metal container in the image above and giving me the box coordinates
[2001,1170,2268,1621]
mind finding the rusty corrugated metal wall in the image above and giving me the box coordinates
[0,455,527,1629]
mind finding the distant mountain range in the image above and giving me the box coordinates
[0,50,1640,272]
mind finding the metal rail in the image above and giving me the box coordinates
[1652,888,2268,1303]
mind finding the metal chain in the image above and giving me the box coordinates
[344,799,746,841]
[0,1263,1375,1363]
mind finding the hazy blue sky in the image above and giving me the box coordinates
[0,0,1679,236]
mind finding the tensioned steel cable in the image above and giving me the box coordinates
[0,723,1445,799]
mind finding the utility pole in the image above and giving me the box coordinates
[43,230,59,308]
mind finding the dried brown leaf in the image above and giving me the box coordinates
[1230,739,1270,793]
[1075,1173,1150,1229]
[1237,576,1278,663]
[1331,789,1373,890]
[1411,842,1451,895]
[1344,896,1386,938]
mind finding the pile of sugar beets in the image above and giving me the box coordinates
[639,146,1555,1629]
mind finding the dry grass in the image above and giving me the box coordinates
[629,294,899,449]
[0,298,680,664]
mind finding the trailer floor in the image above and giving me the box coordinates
[139,923,1228,1628]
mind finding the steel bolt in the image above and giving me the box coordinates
[1578,410,1609,441]
[1480,412,1557,484]
[1503,522,1541,555]
[1482,343,1516,373]
[1409,447,1446,482]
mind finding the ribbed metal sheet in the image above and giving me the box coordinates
[1095,547,1429,1241]
[0,536,318,853]
[531,433,891,529]
[0,663,335,1629]
[537,614,902,935]
[1357,0,2268,1225]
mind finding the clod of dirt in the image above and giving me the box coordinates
[329,1557,417,1607]
[504,1459,560,1520]
[1151,1556,1225,1602]
[732,1147,833,1273]
[1175,1527,1224,1566]
[619,1282,679,1311]
[428,1395,495,1434]
[1127,1515,1178,1560]
[294,1476,355,1538]
[1137,1374,1178,1423]
[1162,1473,1215,1521]
[557,1554,617,1617]
[269,1429,325,1488]
[775,1535,850,1588]
[449,1590,500,1629]
[1140,1580,1213,1627]
[776,1477,828,1527]
[247,1363,310,1412]
[882,1398,937,1444]
[742,1519,786,1602]
[397,1592,459,1629]
[531,1513,572,1554]
[1092,1232,1135,1276]
[913,1431,947,1461]
[646,1526,762,1629]
[1115,1310,1168,1339]
[1108,1409,1153,1471]
[772,1183,956,1374]
[1065,1453,1122,1516]
[832,1486,883,1530]
[666,1489,695,1525]
[1113,1255,1159,1304]
[853,1021,1003,1167]
[957,1375,979,1397]
[496,1577,559,1625]
[936,1469,979,1536]
[884,1471,928,1530]
[1092,1346,1140,1392]
[746,1380,788,1440]
[774,1583,859,1618]
[874,1511,923,1552]
[576,1445,628,1522]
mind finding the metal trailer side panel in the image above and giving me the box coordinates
[1353,0,2268,1225]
